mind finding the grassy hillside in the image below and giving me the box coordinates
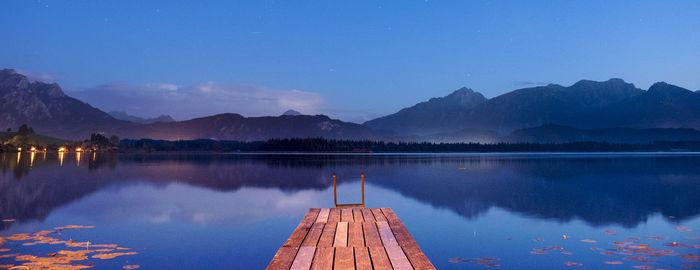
[0,132,73,147]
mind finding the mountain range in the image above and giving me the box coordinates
[113,113,396,141]
[108,111,175,124]
[366,79,700,135]
[2,68,700,144]
[0,69,395,141]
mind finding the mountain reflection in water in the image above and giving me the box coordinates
[2,153,699,230]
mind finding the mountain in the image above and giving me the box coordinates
[364,87,486,135]
[584,82,700,129]
[0,69,131,139]
[5,68,700,144]
[0,69,397,141]
[109,111,175,124]
[282,109,302,116]
[367,79,700,136]
[114,113,398,141]
[444,78,644,133]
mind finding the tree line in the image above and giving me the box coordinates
[1,124,120,152]
[118,137,700,152]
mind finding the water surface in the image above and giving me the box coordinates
[1,152,699,269]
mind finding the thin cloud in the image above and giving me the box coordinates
[16,69,56,83]
[68,81,324,121]
[147,83,179,91]
[513,80,551,87]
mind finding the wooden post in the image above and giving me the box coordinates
[333,173,366,208]
[361,173,365,208]
[333,173,337,207]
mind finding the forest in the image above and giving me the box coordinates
[118,138,700,153]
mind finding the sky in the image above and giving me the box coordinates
[1,0,699,122]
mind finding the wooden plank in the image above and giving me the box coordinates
[317,222,336,247]
[270,208,433,269]
[371,208,387,222]
[381,209,435,269]
[376,222,399,247]
[362,222,383,247]
[400,243,436,270]
[334,247,355,270]
[302,222,325,246]
[368,247,393,270]
[377,222,413,270]
[310,247,334,270]
[348,222,365,247]
[328,208,341,223]
[341,208,354,222]
[266,247,298,270]
[361,208,375,222]
[352,208,364,222]
[385,244,413,270]
[354,247,372,270]
[290,246,316,270]
[284,209,321,247]
[381,208,415,246]
[316,208,330,223]
[333,222,349,247]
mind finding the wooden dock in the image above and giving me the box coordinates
[266,208,435,270]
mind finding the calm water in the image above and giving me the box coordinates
[1,152,699,269]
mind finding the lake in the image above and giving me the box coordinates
[1,152,699,269]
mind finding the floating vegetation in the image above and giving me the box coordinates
[122,265,139,269]
[451,229,699,269]
[0,254,20,259]
[0,225,138,269]
[54,225,96,231]
[625,255,657,263]
[529,246,564,255]
[92,252,138,260]
[664,242,700,248]
[604,261,623,264]
[448,257,500,268]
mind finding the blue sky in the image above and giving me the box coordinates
[2,0,699,122]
